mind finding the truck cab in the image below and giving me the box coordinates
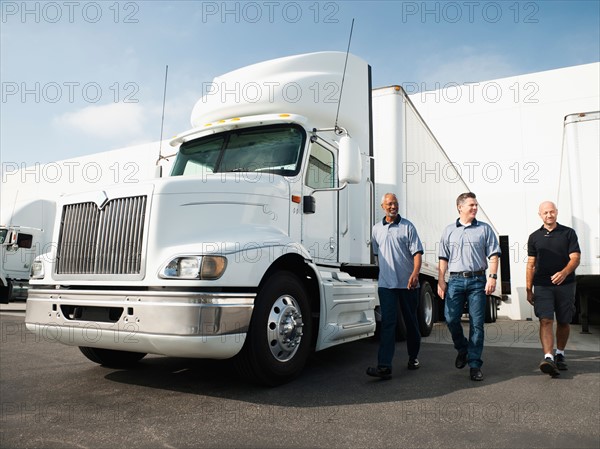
[26,52,378,386]
[1,225,41,302]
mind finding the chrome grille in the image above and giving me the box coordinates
[56,196,147,275]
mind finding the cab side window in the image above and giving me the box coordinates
[305,143,335,189]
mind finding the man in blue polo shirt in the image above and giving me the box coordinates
[526,201,580,377]
[437,192,500,382]
[367,193,424,380]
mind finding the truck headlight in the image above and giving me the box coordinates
[31,260,45,279]
[160,256,227,280]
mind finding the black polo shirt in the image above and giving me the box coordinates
[527,223,580,286]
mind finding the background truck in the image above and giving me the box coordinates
[25,52,509,385]
[1,198,54,303]
[0,225,40,302]
[557,111,600,328]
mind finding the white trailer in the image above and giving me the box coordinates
[557,111,600,328]
[371,86,510,332]
[25,52,509,385]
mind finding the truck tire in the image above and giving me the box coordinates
[233,271,312,386]
[484,296,497,323]
[418,282,436,337]
[79,347,146,368]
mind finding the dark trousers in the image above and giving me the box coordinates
[377,287,421,368]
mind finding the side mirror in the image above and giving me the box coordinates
[338,135,361,184]
[2,230,16,246]
[1,230,18,251]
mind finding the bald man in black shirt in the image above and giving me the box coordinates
[526,201,581,377]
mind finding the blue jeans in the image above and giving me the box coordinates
[377,287,421,368]
[444,274,486,369]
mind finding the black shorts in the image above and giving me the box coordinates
[533,283,576,323]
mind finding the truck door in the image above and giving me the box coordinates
[2,231,35,279]
[302,141,338,263]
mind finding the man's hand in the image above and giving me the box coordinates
[526,289,534,305]
[407,273,419,289]
[551,252,580,285]
[485,278,496,295]
[437,279,446,300]
[550,270,567,285]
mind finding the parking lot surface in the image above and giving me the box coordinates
[1,302,599,449]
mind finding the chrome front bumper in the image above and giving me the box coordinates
[25,288,255,359]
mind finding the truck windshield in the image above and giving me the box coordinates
[171,125,306,177]
[0,229,7,244]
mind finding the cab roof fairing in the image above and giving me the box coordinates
[189,52,371,149]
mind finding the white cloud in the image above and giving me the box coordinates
[54,103,146,139]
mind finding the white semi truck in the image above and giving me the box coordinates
[557,111,600,329]
[1,198,55,303]
[25,52,509,385]
[0,225,42,302]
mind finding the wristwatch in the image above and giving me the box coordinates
[488,274,498,279]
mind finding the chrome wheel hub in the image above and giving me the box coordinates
[267,295,304,362]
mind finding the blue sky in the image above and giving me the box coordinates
[1,0,599,168]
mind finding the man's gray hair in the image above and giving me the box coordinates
[381,193,398,204]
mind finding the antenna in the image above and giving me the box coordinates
[334,18,355,133]
[8,189,19,228]
[157,65,169,165]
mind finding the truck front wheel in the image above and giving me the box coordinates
[234,271,312,386]
[79,347,147,368]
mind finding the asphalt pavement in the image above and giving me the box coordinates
[1,301,599,449]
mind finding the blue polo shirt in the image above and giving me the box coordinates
[439,218,501,272]
[372,215,424,289]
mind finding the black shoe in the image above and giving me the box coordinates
[539,357,560,377]
[407,358,420,370]
[366,366,392,380]
[470,368,484,381]
[555,354,568,371]
[455,352,468,369]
